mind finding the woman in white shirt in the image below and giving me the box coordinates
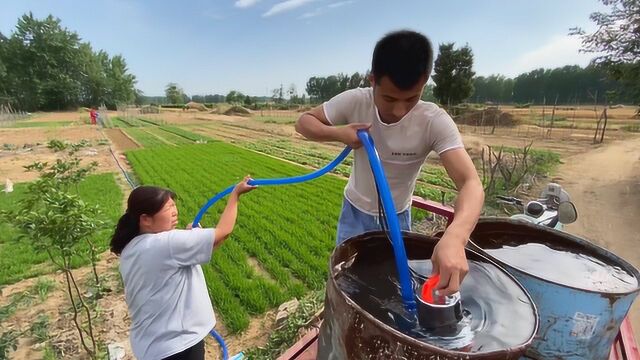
[110,177,254,360]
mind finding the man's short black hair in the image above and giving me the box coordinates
[372,30,433,90]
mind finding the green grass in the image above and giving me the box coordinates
[29,314,49,343]
[245,290,324,359]
[111,116,147,127]
[621,123,640,133]
[414,185,456,204]
[123,128,171,148]
[145,127,193,145]
[241,140,352,177]
[503,146,561,175]
[480,146,562,204]
[125,126,213,147]
[536,119,595,130]
[137,117,164,126]
[112,117,212,146]
[9,121,74,128]
[522,115,634,130]
[35,278,56,302]
[111,117,133,128]
[126,143,346,332]
[253,116,297,124]
[0,173,122,285]
[159,126,213,142]
[0,291,34,322]
[42,343,58,360]
[419,166,456,190]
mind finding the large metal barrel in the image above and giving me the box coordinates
[317,231,538,359]
[469,218,640,360]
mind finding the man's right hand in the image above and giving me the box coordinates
[335,123,372,149]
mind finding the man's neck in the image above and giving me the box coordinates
[377,109,401,125]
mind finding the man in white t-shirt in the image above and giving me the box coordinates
[295,30,484,296]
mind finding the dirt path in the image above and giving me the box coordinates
[559,135,640,339]
[103,128,140,150]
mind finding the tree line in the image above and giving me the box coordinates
[0,13,137,111]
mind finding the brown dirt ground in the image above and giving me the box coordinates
[2,251,275,360]
[502,105,638,121]
[0,123,143,185]
[103,129,140,151]
[134,109,250,125]
[558,135,640,339]
[0,126,120,183]
[27,111,87,123]
[0,147,117,183]
[2,252,128,360]
[0,126,106,147]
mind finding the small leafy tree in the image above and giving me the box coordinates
[571,0,640,108]
[1,142,104,358]
[570,0,640,65]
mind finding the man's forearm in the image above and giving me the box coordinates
[445,179,484,244]
[295,114,340,142]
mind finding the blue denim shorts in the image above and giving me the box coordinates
[336,198,411,244]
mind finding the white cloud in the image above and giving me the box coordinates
[263,0,316,17]
[298,0,354,19]
[235,0,260,8]
[328,0,354,8]
[505,35,597,76]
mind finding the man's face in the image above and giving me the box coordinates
[371,75,427,124]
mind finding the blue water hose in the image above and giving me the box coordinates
[357,130,417,315]
[191,146,352,226]
[209,329,228,359]
[193,130,417,358]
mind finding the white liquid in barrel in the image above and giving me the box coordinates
[336,257,537,352]
[485,242,638,292]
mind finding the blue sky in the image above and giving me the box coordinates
[1,0,605,97]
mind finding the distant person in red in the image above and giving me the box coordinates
[90,108,97,125]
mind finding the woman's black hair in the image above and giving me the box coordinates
[110,186,176,255]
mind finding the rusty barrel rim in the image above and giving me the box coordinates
[330,230,539,357]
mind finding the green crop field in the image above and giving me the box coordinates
[0,173,122,285]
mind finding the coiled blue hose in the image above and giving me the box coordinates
[193,130,416,359]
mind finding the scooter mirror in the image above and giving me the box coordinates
[558,201,578,224]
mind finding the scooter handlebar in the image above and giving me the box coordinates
[496,195,523,206]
